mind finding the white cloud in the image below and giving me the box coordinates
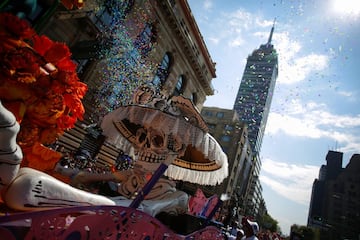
[336,90,359,102]
[266,100,360,153]
[228,37,245,47]
[221,9,272,47]
[203,0,213,11]
[208,37,220,45]
[272,32,329,84]
[255,18,274,28]
[337,90,352,97]
[260,158,319,205]
[228,9,253,29]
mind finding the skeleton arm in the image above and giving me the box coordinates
[54,163,131,187]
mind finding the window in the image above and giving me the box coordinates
[225,124,234,131]
[221,135,231,142]
[203,111,213,117]
[208,123,216,129]
[189,92,197,105]
[173,75,185,96]
[74,59,90,75]
[153,52,171,86]
[216,112,224,118]
[90,6,112,29]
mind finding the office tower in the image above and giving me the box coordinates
[308,151,360,240]
[233,22,278,154]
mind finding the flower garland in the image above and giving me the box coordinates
[0,13,88,171]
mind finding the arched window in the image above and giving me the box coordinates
[153,52,171,86]
[173,75,185,96]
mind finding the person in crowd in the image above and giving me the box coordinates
[230,220,239,236]
[236,229,244,239]
[241,218,259,240]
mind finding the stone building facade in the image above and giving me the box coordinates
[15,0,217,166]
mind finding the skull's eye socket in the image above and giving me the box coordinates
[151,135,164,147]
[136,129,147,143]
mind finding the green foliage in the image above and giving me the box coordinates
[261,213,279,233]
[290,224,318,240]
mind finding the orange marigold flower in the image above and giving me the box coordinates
[22,142,62,171]
[73,81,88,98]
[17,120,40,148]
[57,113,78,130]
[39,127,61,145]
[0,13,88,171]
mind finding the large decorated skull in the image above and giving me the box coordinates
[102,85,209,174]
[101,84,228,187]
[134,126,186,168]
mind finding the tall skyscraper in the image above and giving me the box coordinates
[233,22,278,154]
[308,151,360,240]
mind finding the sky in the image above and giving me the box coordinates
[187,0,360,235]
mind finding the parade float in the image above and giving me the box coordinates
[0,12,229,239]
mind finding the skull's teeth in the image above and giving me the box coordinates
[138,152,165,163]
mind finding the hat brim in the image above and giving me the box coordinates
[101,104,228,185]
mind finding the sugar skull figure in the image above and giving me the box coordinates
[100,85,228,210]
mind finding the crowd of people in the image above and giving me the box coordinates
[56,148,112,174]
[50,145,119,192]
[225,218,283,240]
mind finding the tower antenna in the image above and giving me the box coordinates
[267,18,276,45]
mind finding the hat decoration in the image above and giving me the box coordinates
[101,85,228,185]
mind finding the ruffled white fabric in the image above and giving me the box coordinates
[101,105,228,185]
[165,133,228,186]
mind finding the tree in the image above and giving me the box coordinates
[261,213,279,233]
[290,224,319,240]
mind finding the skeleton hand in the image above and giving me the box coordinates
[112,169,135,182]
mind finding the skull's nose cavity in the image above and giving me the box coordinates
[152,135,164,148]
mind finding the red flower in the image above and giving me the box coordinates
[0,13,35,39]
[32,35,53,56]
[33,35,72,64]
[57,57,78,72]
[56,71,79,85]
[63,93,85,118]
[44,42,71,63]
[3,47,40,83]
